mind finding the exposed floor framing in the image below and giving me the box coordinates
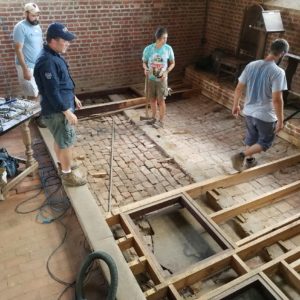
[108,156,300,299]
[38,79,300,299]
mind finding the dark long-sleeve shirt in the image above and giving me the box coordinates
[34,44,75,115]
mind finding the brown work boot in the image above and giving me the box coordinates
[57,162,79,175]
[61,171,86,187]
[231,152,245,172]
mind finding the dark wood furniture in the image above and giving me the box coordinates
[218,4,285,82]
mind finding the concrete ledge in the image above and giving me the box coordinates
[39,127,146,300]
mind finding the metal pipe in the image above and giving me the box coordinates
[108,118,115,212]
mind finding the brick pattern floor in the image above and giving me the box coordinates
[74,115,194,212]
[129,95,299,181]
[1,92,300,299]
[126,94,300,241]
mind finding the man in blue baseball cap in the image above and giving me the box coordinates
[34,23,86,187]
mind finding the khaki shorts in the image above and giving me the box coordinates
[16,64,39,98]
[148,79,168,100]
[42,113,76,149]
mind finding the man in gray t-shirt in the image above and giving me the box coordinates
[13,3,43,100]
[231,39,289,171]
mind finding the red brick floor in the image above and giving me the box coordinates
[0,124,107,300]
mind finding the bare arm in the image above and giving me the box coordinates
[142,61,148,76]
[232,81,245,118]
[272,91,284,133]
[15,42,31,80]
[167,60,175,73]
[161,60,175,80]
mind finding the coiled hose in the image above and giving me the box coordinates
[75,251,118,300]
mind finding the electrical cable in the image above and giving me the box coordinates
[14,142,117,299]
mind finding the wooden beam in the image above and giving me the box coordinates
[129,256,147,275]
[187,153,300,199]
[76,96,146,118]
[237,220,300,260]
[171,250,233,290]
[259,272,290,300]
[290,259,300,272]
[112,154,300,216]
[237,212,300,247]
[210,180,300,224]
[120,213,165,283]
[117,235,144,257]
[182,192,235,249]
[231,254,250,275]
[278,130,300,148]
[280,260,300,293]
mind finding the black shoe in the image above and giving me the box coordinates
[35,116,47,128]
[245,157,257,168]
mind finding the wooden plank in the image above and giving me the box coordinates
[210,180,300,224]
[171,250,233,290]
[231,254,250,275]
[237,220,300,260]
[117,235,134,251]
[2,161,38,194]
[120,213,165,283]
[207,273,286,300]
[129,256,147,275]
[76,96,146,118]
[117,235,144,257]
[106,214,121,227]
[280,260,300,293]
[198,273,263,300]
[187,153,300,199]
[237,212,300,247]
[259,272,290,300]
[182,192,235,249]
[278,130,300,148]
[77,86,138,100]
[168,284,183,300]
[112,154,300,216]
[145,284,182,300]
[290,259,300,272]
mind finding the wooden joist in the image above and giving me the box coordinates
[209,180,300,224]
[76,96,146,118]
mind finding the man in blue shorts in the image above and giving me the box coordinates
[142,27,175,128]
[231,39,289,171]
[34,23,86,187]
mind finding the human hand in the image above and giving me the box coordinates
[23,68,32,80]
[232,105,240,118]
[161,71,168,80]
[275,121,284,133]
[63,109,78,125]
[75,96,82,110]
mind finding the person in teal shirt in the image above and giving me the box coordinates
[142,27,175,128]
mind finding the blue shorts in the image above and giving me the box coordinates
[244,115,276,151]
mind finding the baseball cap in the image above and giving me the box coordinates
[46,22,76,41]
[24,3,40,14]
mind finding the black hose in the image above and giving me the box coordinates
[75,251,118,300]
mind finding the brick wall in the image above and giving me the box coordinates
[204,0,300,93]
[0,0,206,97]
